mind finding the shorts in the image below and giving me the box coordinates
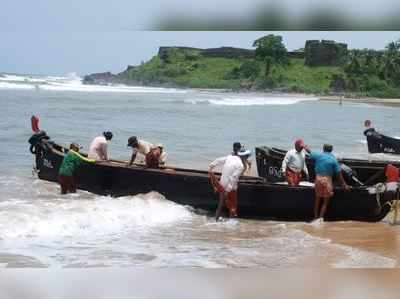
[315,175,333,198]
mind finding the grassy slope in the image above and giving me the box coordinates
[119,51,397,97]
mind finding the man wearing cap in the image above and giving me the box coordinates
[209,146,251,221]
[59,143,95,194]
[127,136,166,168]
[88,131,113,160]
[281,139,309,186]
[305,144,351,220]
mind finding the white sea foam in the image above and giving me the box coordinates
[0,82,35,90]
[333,244,396,268]
[0,192,193,240]
[183,96,318,106]
[0,73,188,94]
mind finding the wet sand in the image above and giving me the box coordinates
[300,217,400,267]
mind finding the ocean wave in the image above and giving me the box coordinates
[0,82,35,90]
[0,192,193,240]
[0,73,188,94]
[182,96,318,106]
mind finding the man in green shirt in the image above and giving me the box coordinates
[58,143,95,194]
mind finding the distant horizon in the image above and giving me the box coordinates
[1,31,399,76]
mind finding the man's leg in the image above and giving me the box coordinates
[59,175,68,194]
[319,197,331,219]
[314,196,321,219]
[69,177,77,193]
[226,191,238,218]
[215,192,226,221]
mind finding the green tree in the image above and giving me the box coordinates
[253,34,288,77]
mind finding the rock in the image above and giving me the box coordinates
[82,72,118,85]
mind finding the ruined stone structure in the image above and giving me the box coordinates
[304,40,348,66]
[158,46,305,60]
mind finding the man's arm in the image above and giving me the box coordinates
[335,161,351,191]
[128,149,137,166]
[302,153,309,179]
[336,171,351,191]
[281,152,291,175]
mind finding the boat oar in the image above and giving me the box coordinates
[363,169,385,186]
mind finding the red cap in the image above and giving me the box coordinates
[295,139,304,147]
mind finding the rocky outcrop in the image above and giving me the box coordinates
[82,72,119,85]
[305,40,348,66]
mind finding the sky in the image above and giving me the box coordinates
[1,1,400,75]
[1,31,399,76]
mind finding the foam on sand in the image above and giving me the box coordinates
[183,96,318,106]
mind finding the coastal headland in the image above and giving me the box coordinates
[83,35,400,102]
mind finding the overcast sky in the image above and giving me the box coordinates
[1,31,399,76]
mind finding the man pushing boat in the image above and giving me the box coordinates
[305,144,351,221]
[127,136,167,168]
[209,143,251,221]
[59,143,95,194]
[281,139,309,186]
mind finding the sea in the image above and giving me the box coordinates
[1,72,400,268]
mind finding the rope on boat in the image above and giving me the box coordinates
[374,183,386,214]
[391,191,399,225]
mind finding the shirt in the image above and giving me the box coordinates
[309,151,341,177]
[59,150,94,177]
[88,136,108,160]
[209,155,244,192]
[159,151,167,164]
[281,149,308,175]
[132,140,154,156]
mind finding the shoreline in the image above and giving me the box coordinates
[318,96,400,108]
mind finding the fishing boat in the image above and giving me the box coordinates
[28,130,395,222]
[255,146,400,185]
[365,130,400,155]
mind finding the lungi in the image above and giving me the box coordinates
[314,175,333,198]
[209,172,238,217]
[285,167,302,186]
[58,175,76,194]
[145,149,161,168]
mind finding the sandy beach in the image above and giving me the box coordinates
[319,96,400,107]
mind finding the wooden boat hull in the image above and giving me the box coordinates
[30,137,393,222]
[255,146,400,185]
[366,132,400,154]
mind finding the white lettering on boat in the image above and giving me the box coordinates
[384,147,395,153]
[268,166,282,178]
[43,159,53,169]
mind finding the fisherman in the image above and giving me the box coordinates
[88,131,113,160]
[363,120,379,137]
[232,142,251,174]
[127,136,166,167]
[384,164,400,193]
[58,143,95,194]
[305,144,351,220]
[157,143,167,167]
[209,146,251,221]
[281,139,309,186]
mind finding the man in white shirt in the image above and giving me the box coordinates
[281,139,309,186]
[209,147,251,221]
[88,131,113,160]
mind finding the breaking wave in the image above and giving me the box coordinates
[0,73,187,94]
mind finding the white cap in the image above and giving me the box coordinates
[237,149,251,157]
[156,143,164,148]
